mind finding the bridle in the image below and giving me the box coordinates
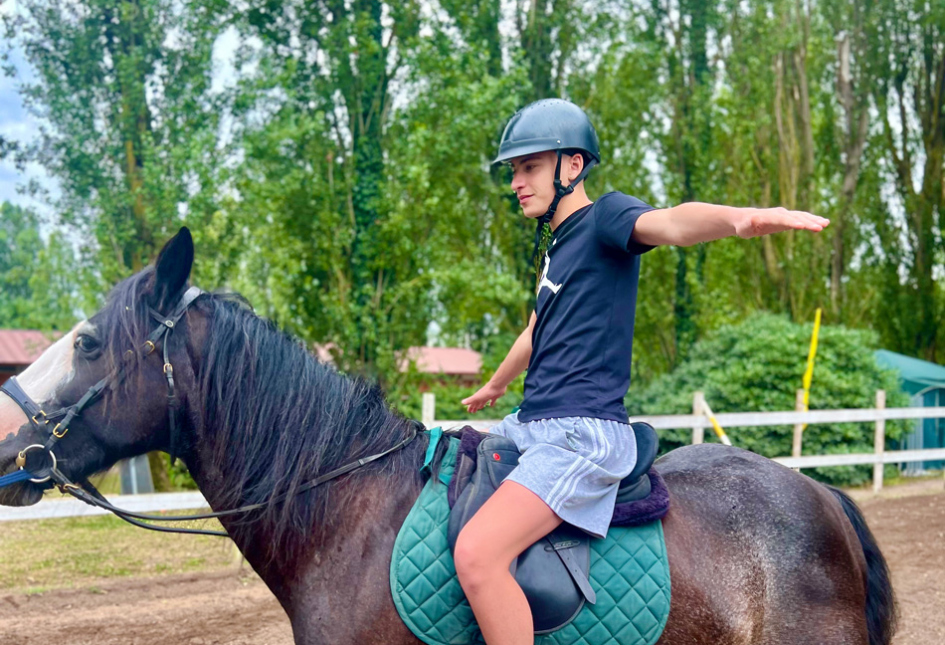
[0,286,422,537]
[3,286,204,480]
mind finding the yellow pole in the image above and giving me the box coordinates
[700,399,732,446]
[800,308,822,431]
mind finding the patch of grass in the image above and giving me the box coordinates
[882,470,943,487]
[0,511,237,594]
[87,467,122,495]
[845,470,945,492]
[183,557,206,571]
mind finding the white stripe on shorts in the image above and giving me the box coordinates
[546,457,592,510]
[548,420,610,510]
[548,457,595,511]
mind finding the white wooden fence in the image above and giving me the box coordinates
[2,389,943,522]
[0,491,210,522]
[422,390,945,494]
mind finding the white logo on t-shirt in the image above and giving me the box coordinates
[538,253,562,296]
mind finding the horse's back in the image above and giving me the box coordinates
[654,444,870,645]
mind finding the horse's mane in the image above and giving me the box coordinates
[99,268,426,564]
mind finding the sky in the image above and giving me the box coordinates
[0,40,55,218]
[0,3,243,224]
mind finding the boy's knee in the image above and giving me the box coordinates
[453,528,496,591]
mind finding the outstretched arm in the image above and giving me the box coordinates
[462,312,537,414]
[632,202,829,247]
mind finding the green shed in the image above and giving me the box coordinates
[875,349,945,473]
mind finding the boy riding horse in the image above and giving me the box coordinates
[457,98,829,645]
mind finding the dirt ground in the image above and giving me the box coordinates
[1,483,943,645]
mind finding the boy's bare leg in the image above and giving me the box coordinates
[454,481,563,645]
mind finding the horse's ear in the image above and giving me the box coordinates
[152,227,194,310]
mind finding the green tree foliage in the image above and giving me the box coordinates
[865,0,945,361]
[3,0,944,437]
[627,314,909,485]
[2,0,227,304]
[0,202,79,330]
[205,0,602,388]
[3,1,228,491]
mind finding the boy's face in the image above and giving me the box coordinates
[509,150,572,219]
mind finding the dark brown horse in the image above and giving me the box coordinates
[0,229,896,645]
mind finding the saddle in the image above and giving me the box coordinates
[446,422,661,633]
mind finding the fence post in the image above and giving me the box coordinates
[422,392,436,428]
[792,389,805,459]
[873,390,886,493]
[120,454,154,495]
[692,392,705,445]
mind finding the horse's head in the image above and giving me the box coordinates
[0,228,201,506]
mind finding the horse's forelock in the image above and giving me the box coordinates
[96,269,158,378]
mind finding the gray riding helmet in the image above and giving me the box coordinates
[494,99,603,269]
[493,98,601,165]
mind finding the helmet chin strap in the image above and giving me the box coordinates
[531,150,598,270]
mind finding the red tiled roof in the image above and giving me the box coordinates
[315,343,482,376]
[0,330,58,366]
[402,347,482,376]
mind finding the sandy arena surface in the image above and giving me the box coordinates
[1,483,943,644]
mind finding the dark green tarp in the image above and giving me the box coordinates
[875,349,945,397]
[876,350,945,470]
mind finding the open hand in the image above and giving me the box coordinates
[735,207,830,238]
[462,382,507,414]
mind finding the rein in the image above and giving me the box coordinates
[54,422,423,537]
[0,287,423,537]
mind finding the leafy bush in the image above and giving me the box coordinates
[627,313,909,486]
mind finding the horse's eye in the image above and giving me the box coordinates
[75,334,100,354]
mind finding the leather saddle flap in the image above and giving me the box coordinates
[448,434,592,633]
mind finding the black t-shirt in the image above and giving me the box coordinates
[518,191,656,423]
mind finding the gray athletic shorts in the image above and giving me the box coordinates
[490,412,637,539]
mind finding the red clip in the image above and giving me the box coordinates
[493,453,501,461]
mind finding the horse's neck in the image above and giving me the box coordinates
[184,429,424,633]
[287,475,423,643]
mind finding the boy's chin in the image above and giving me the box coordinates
[522,204,549,219]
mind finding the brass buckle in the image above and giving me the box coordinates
[31,410,47,425]
[52,423,69,439]
[163,363,173,375]
[143,340,156,355]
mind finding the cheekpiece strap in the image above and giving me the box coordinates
[532,152,599,269]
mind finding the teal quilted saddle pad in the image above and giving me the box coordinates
[390,437,671,645]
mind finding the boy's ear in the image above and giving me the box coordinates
[570,152,585,179]
[151,227,194,311]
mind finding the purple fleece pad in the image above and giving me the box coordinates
[458,426,487,460]
[610,471,670,527]
[446,427,487,504]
